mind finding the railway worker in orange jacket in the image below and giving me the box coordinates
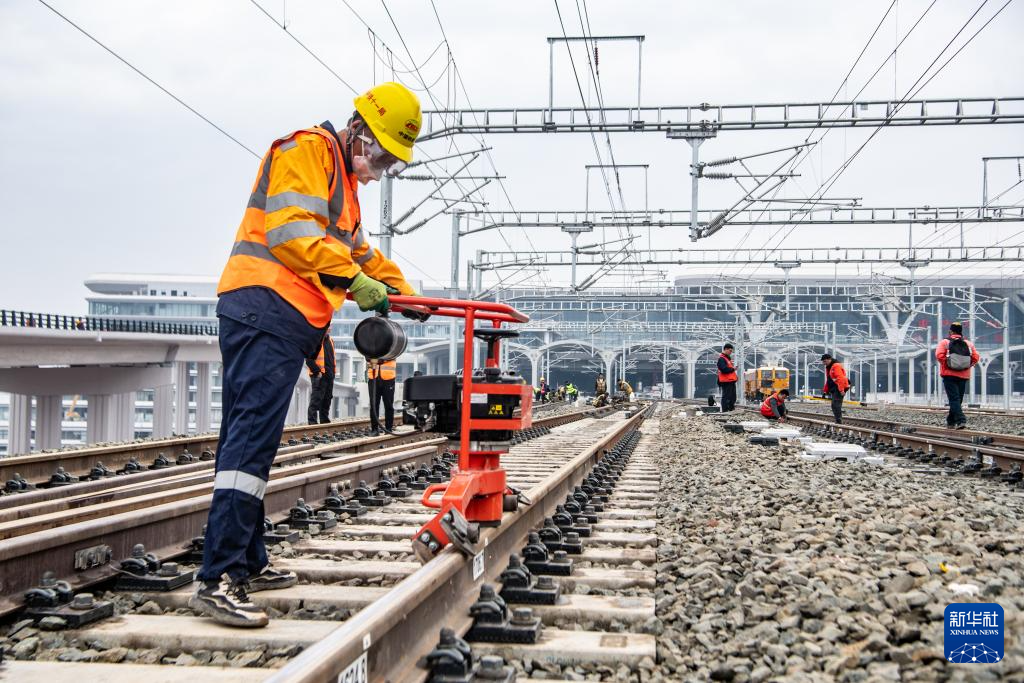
[935,322,980,429]
[306,332,335,425]
[192,82,428,628]
[821,353,850,424]
[367,358,398,434]
[760,389,789,421]
[717,343,739,412]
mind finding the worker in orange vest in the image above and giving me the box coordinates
[192,82,428,629]
[821,353,850,424]
[367,359,398,434]
[717,343,738,412]
[760,389,789,421]
[305,332,335,424]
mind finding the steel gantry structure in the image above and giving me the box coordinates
[457,205,1024,234]
[418,96,1024,140]
[472,244,1024,273]
[479,278,1017,407]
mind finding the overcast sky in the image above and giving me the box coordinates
[2,0,1023,314]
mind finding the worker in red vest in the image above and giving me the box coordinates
[760,389,789,421]
[717,343,739,412]
[935,321,980,429]
[821,353,850,424]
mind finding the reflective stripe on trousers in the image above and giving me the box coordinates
[213,470,268,500]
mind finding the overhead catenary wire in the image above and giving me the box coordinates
[576,0,649,284]
[731,0,938,272]
[553,0,650,287]
[34,0,260,159]
[329,0,546,288]
[249,0,358,95]
[738,0,1009,281]
[552,0,618,214]
[424,0,551,288]
[726,1,902,264]
[576,0,629,214]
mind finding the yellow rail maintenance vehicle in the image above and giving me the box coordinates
[744,366,790,401]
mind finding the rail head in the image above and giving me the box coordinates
[266,408,645,683]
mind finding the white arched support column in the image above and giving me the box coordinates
[978,355,993,406]
[194,361,211,434]
[35,395,63,451]
[174,361,190,435]
[153,384,174,439]
[8,393,31,455]
[685,353,698,399]
[287,372,313,426]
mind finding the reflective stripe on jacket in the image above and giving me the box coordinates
[717,353,737,383]
[935,335,980,379]
[823,362,850,394]
[367,360,397,381]
[760,392,785,418]
[218,122,414,327]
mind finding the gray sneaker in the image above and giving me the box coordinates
[248,564,298,592]
[188,576,268,628]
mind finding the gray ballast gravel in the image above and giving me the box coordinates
[652,412,1022,683]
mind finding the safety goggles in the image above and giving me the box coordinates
[356,133,407,177]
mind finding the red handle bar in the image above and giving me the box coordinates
[386,295,530,324]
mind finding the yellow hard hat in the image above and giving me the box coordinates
[353,82,421,163]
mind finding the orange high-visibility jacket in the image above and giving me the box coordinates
[717,353,737,383]
[218,124,414,327]
[760,392,785,418]
[823,362,850,394]
[307,334,335,376]
[367,360,397,381]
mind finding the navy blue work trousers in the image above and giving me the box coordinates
[197,316,305,582]
[943,376,968,427]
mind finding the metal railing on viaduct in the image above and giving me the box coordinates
[0,310,218,336]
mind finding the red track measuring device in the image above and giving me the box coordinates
[385,295,533,562]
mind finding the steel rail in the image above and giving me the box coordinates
[267,409,647,683]
[779,411,1023,469]
[0,416,395,487]
[784,408,1024,453]
[0,441,444,617]
[0,436,442,539]
[0,407,594,527]
[856,403,1024,418]
[0,406,602,617]
[0,430,429,514]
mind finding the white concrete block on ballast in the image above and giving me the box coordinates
[804,442,868,461]
[740,421,771,432]
[762,427,802,439]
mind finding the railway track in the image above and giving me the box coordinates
[735,406,1024,478]
[785,408,1024,453]
[798,398,1024,419]
[0,399,577,494]
[0,402,661,681]
[0,417,396,494]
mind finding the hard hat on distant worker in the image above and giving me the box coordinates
[353,82,421,163]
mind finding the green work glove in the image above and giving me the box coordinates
[397,287,432,322]
[348,272,390,313]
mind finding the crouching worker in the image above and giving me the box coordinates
[760,389,790,423]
